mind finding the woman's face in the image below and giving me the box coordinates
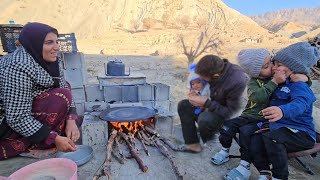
[42,32,59,62]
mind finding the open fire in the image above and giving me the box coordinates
[109,118,154,135]
[93,117,182,180]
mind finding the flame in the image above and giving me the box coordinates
[110,120,145,135]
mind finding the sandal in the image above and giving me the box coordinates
[211,151,229,165]
[174,144,201,153]
[224,168,250,180]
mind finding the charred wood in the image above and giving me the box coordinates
[119,132,148,172]
[145,126,160,137]
[103,129,118,179]
[112,151,124,164]
[140,130,153,145]
[153,139,183,180]
[137,131,150,156]
[160,137,178,151]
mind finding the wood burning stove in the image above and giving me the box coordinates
[94,106,182,180]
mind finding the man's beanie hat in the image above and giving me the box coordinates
[237,48,269,78]
[273,42,320,74]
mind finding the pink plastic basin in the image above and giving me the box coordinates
[9,158,77,180]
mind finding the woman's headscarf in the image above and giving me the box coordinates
[18,22,60,87]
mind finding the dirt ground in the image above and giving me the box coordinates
[1,54,320,180]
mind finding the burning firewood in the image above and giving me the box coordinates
[137,131,150,156]
[160,137,178,151]
[152,138,183,180]
[114,136,125,160]
[105,117,182,178]
[93,129,118,180]
[103,129,118,178]
[144,125,160,137]
[140,130,153,145]
[119,132,148,172]
[128,132,135,147]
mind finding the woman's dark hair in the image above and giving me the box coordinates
[195,55,225,77]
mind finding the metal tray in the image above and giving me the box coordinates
[99,106,157,122]
[55,145,93,166]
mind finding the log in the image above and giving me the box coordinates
[160,137,178,151]
[137,131,150,156]
[145,126,160,137]
[153,139,183,180]
[128,132,135,147]
[140,130,153,146]
[155,139,170,157]
[112,151,124,164]
[92,129,117,180]
[114,136,125,160]
[104,130,118,179]
[92,164,103,180]
[119,132,148,172]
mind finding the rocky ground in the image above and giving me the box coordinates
[1,125,320,180]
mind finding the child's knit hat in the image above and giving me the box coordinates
[189,63,201,83]
[237,48,269,78]
[273,42,320,74]
[188,63,208,89]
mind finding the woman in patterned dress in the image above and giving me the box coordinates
[0,22,80,160]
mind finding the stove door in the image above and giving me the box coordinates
[99,106,157,122]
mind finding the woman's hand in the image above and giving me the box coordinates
[261,106,283,122]
[55,135,77,152]
[65,120,80,142]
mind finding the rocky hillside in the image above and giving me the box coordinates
[299,27,320,40]
[262,21,311,33]
[1,0,284,57]
[250,8,320,28]
[0,0,269,39]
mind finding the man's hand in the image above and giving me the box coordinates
[55,135,77,152]
[261,106,283,122]
[188,94,208,108]
[65,120,80,142]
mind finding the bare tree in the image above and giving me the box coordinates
[180,32,221,65]
[132,0,162,32]
[180,0,226,65]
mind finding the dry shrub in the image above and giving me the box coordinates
[143,18,156,30]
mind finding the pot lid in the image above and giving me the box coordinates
[99,106,157,122]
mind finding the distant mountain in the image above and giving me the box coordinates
[299,27,320,40]
[0,0,270,39]
[261,20,312,38]
[250,8,320,28]
[262,21,311,33]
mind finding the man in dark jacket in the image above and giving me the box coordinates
[177,55,248,153]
